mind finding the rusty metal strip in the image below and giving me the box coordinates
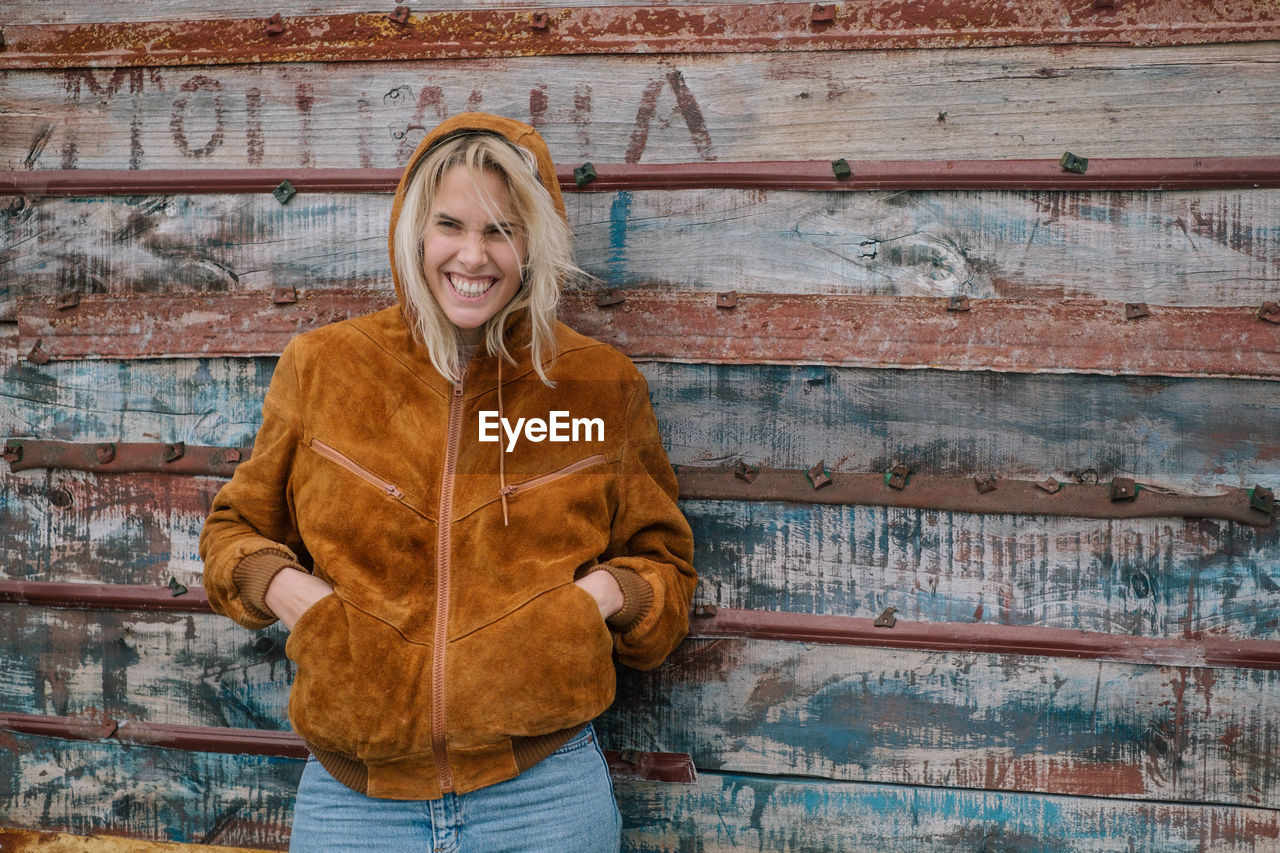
[5,439,1272,526]
[0,711,695,782]
[2,2,1277,69]
[687,608,1280,671]
[0,580,213,613]
[674,467,1274,527]
[3,439,252,478]
[6,158,1280,197]
[16,290,1280,381]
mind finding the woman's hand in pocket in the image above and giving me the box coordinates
[265,568,334,631]
[574,570,624,620]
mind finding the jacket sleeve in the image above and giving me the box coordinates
[594,370,696,670]
[199,340,309,630]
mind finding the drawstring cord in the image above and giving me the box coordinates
[498,355,510,526]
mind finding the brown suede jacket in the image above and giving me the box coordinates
[199,114,697,800]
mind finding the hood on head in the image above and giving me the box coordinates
[387,112,566,307]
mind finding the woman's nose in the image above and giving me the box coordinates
[457,230,486,266]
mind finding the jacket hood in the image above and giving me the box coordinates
[387,112,567,309]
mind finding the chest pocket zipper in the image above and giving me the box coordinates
[500,454,608,497]
[310,438,405,500]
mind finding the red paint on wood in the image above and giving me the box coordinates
[17,290,1280,381]
[0,580,212,613]
[2,2,1277,69]
[6,158,1280,196]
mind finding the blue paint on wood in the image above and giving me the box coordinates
[607,190,633,283]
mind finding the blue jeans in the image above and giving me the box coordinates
[289,725,621,852]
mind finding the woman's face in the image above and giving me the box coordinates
[422,165,526,343]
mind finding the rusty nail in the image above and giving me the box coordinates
[1036,478,1062,494]
[1110,477,1138,502]
[224,448,243,464]
[874,606,898,628]
[975,474,997,494]
[1251,485,1275,515]
[887,464,911,490]
[164,442,186,463]
[1259,302,1280,324]
[530,11,550,29]
[266,13,286,35]
[389,5,411,24]
[831,158,851,179]
[1125,302,1149,320]
[574,162,597,188]
[2,440,22,464]
[168,577,189,597]
[734,460,759,483]
[272,179,297,205]
[717,291,739,309]
[811,3,836,23]
[55,292,80,311]
[95,443,116,465]
[27,339,51,365]
[806,461,833,490]
[272,286,299,305]
[693,604,718,617]
[596,288,625,308]
[947,295,971,312]
[47,486,73,509]
[1059,152,1089,174]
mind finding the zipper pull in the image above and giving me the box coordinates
[385,484,405,500]
[500,484,517,497]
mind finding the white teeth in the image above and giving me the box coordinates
[448,274,496,298]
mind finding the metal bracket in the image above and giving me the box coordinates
[595,288,625,308]
[573,162,597,188]
[55,292,80,311]
[734,460,759,483]
[2,440,22,464]
[1260,302,1280,324]
[1251,485,1275,516]
[530,11,550,30]
[95,443,116,465]
[1036,478,1062,494]
[693,604,718,618]
[887,464,911,490]
[272,179,297,205]
[975,474,998,494]
[716,291,739,309]
[947,295,971,312]
[1059,152,1089,174]
[26,339,51,365]
[1110,477,1138,502]
[388,5,411,25]
[811,4,836,23]
[265,13,286,35]
[831,158,851,179]
[874,606,898,628]
[272,286,299,305]
[163,442,186,463]
[1125,302,1150,320]
[168,577,189,597]
[806,461,833,490]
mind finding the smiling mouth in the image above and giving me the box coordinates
[447,273,497,299]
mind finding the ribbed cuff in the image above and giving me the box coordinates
[594,565,653,634]
[232,549,300,622]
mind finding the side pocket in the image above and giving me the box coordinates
[285,595,432,760]
[445,582,616,747]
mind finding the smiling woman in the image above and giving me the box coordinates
[197,113,697,853]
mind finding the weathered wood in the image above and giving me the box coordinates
[0,827,273,853]
[6,188,1280,317]
[6,1,1278,69]
[618,771,1280,853]
[5,349,1277,492]
[3,44,1278,171]
[601,638,1280,807]
[3,606,1277,806]
[6,738,1277,852]
[16,291,1280,381]
[4,466,1279,640]
[0,733,297,849]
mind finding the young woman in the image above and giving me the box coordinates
[200,113,697,851]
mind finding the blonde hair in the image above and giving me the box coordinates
[392,132,578,385]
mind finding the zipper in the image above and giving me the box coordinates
[310,439,405,500]
[499,454,607,497]
[431,380,465,793]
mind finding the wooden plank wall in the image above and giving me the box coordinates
[3,2,1279,850]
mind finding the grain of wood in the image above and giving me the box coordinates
[0,828,272,852]
[2,45,1277,170]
